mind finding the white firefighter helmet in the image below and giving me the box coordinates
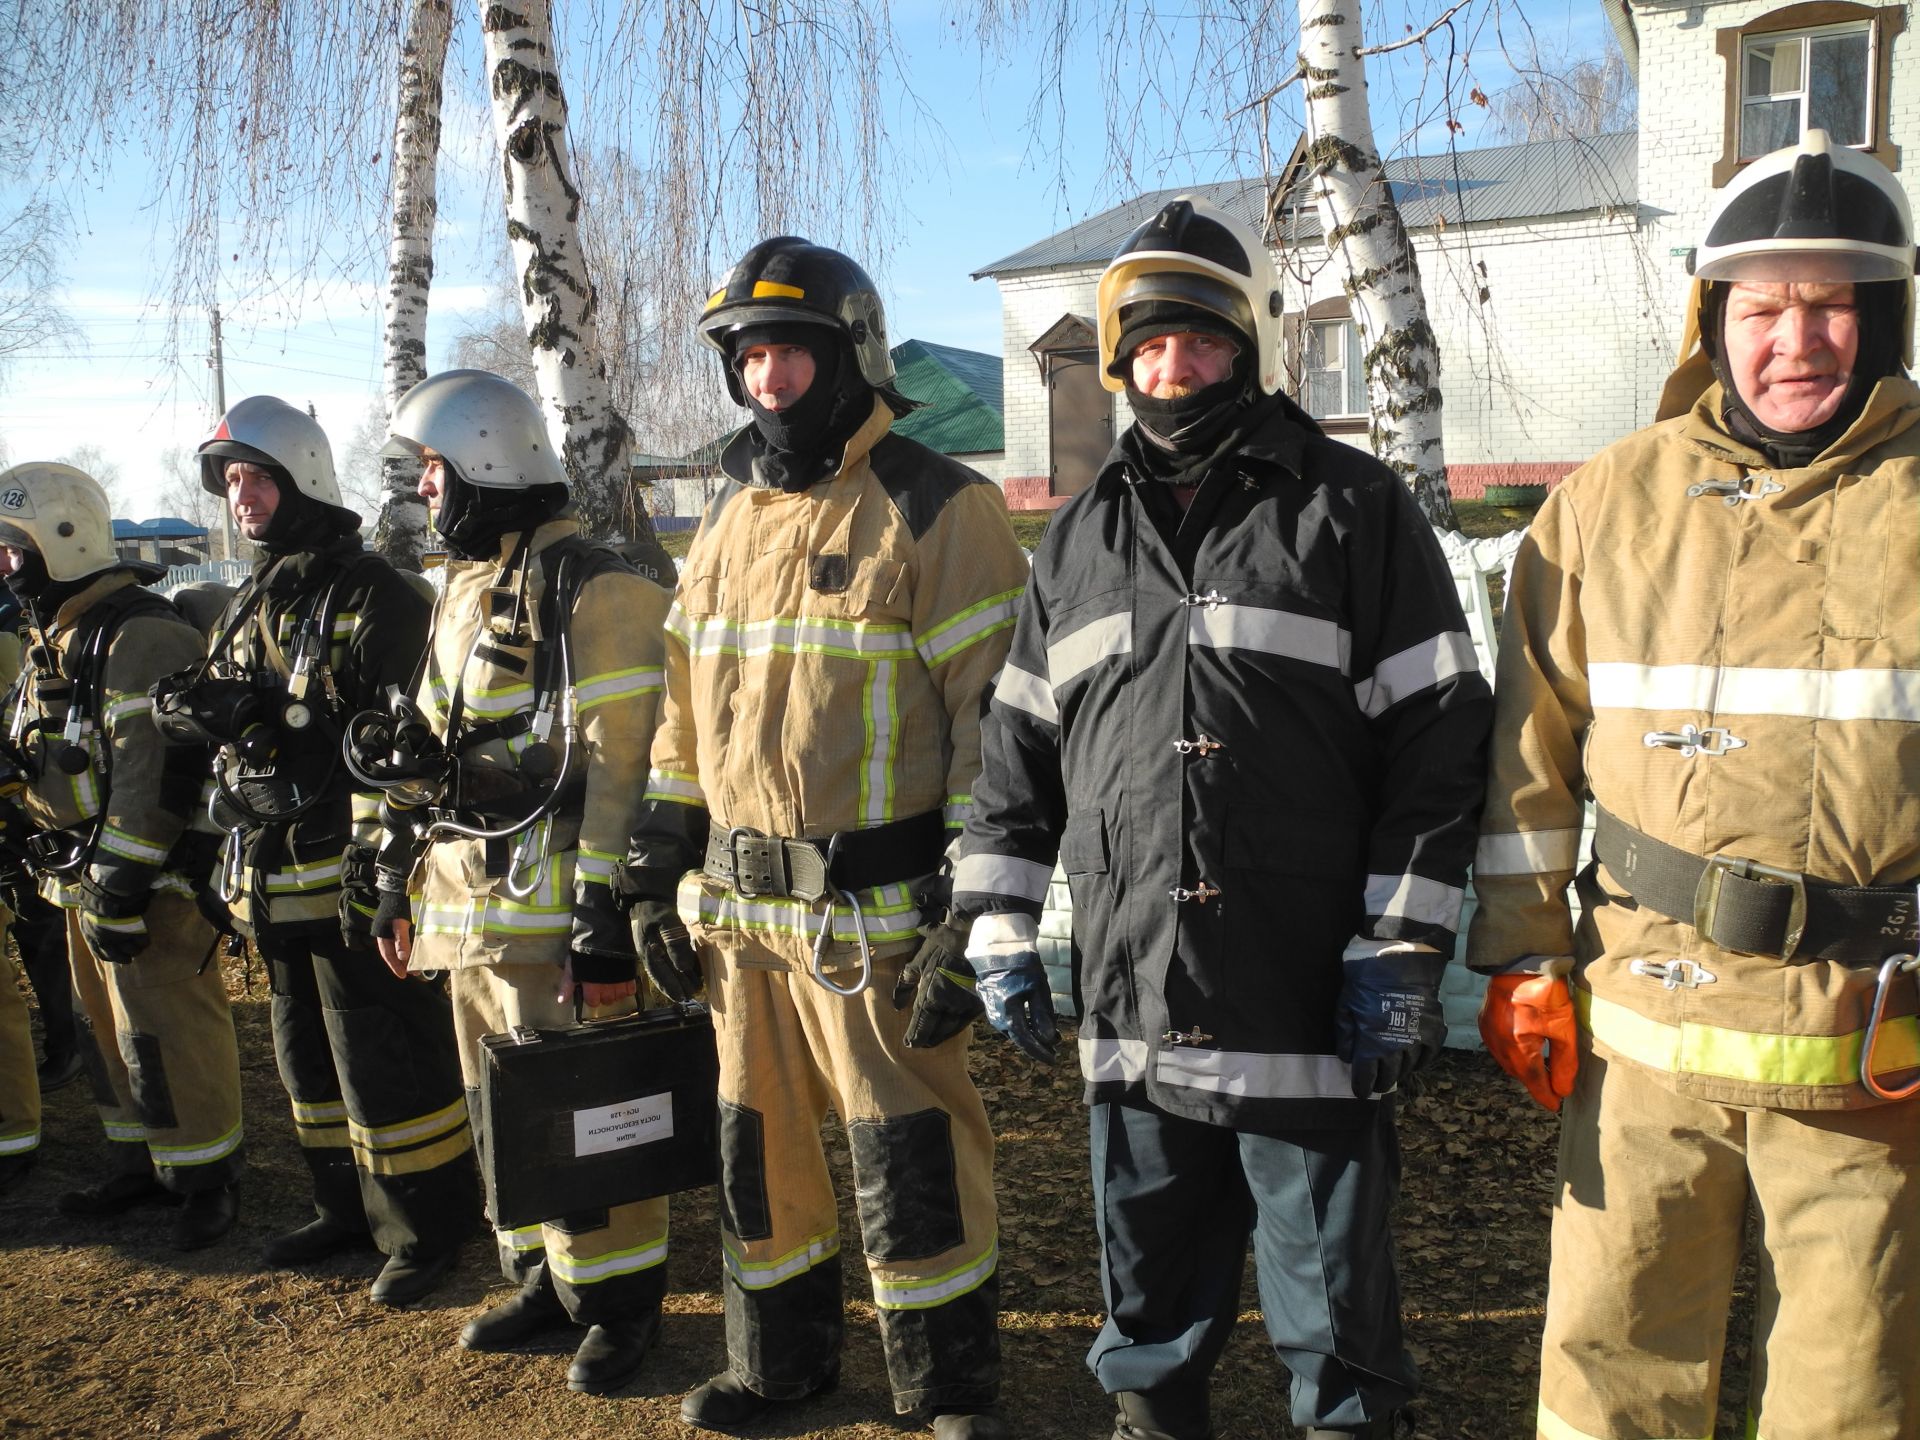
[198,395,343,505]
[379,370,569,490]
[1692,130,1916,284]
[1096,195,1284,396]
[0,463,121,581]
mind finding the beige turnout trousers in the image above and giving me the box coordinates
[66,893,244,1192]
[0,945,38,1162]
[449,962,670,1325]
[1540,1051,1919,1440]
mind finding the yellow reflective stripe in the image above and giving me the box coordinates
[548,1230,671,1284]
[575,666,665,711]
[721,1230,839,1289]
[103,1120,147,1143]
[419,901,571,939]
[575,848,619,885]
[860,660,897,825]
[294,1125,352,1150]
[644,769,704,805]
[682,878,923,944]
[348,1097,468,1152]
[870,1236,998,1311]
[0,1128,40,1154]
[497,1223,545,1252]
[944,795,970,830]
[98,826,170,864]
[915,587,1023,668]
[104,695,155,726]
[751,279,804,299]
[1579,988,1920,1088]
[290,1098,349,1125]
[675,612,917,660]
[149,1121,245,1168]
[262,857,345,893]
[354,1121,473,1177]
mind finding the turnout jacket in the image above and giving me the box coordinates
[626,396,1029,969]
[4,572,212,908]
[1467,377,1920,1111]
[956,402,1491,1131]
[212,537,430,932]
[402,519,669,976]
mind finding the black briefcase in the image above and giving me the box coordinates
[477,1001,720,1231]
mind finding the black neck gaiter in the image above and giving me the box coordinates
[733,330,875,492]
[1124,349,1259,485]
[433,469,569,560]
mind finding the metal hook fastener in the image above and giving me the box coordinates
[1726,475,1785,506]
[1170,881,1221,904]
[1643,725,1747,759]
[809,832,873,997]
[1629,958,1718,990]
[1182,589,1229,611]
[1172,735,1224,757]
[1686,478,1743,500]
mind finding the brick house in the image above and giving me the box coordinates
[973,0,1917,510]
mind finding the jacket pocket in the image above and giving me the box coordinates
[677,558,728,619]
[1059,808,1109,875]
[1225,803,1361,879]
[1821,475,1891,639]
[821,557,908,622]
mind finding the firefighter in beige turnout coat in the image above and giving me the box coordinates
[623,239,1027,1440]
[371,370,673,1395]
[1469,133,1919,1440]
[0,462,243,1250]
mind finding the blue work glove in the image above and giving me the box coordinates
[1335,944,1448,1098]
[968,947,1058,1065]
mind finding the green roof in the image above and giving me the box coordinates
[888,339,1004,456]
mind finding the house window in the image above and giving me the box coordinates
[1740,22,1872,157]
[1714,3,1902,186]
[1304,318,1367,420]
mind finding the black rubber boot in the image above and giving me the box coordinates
[0,1151,36,1195]
[57,1170,174,1217]
[370,1248,461,1308]
[1112,1386,1213,1440]
[932,1408,1012,1438]
[680,1364,839,1433]
[459,1264,573,1351]
[264,1216,373,1268]
[36,1048,83,1092]
[566,1311,660,1395]
[171,1185,240,1252]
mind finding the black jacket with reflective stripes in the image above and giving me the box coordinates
[956,400,1492,1131]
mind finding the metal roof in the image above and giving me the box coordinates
[113,517,209,540]
[890,338,1005,456]
[973,131,1637,278]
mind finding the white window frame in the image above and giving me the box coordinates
[1303,317,1368,421]
[1738,19,1876,159]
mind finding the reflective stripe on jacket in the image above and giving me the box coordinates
[407,520,668,971]
[630,397,1028,969]
[1467,377,1920,1110]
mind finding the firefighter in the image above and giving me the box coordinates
[0,944,36,1193]
[157,395,474,1304]
[368,369,672,1394]
[955,198,1491,1440]
[1469,130,1919,1440]
[621,238,1027,1439]
[0,462,244,1249]
[0,592,47,1192]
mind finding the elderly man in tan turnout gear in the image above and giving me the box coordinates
[1469,130,1920,1440]
[0,462,243,1250]
[367,368,674,1395]
[621,237,1028,1439]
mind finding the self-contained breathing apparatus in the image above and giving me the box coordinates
[341,533,630,903]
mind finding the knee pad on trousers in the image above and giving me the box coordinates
[848,1108,964,1261]
[720,1098,772,1241]
[124,1030,178,1130]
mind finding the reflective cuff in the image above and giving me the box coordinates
[966,911,1038,958]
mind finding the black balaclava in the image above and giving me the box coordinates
[4,548,96,625]
[251,466,360,555]
[432,463,570,561]
[1118,300,1265,483]
[730,322,876,492]
[1703,278,1906,469]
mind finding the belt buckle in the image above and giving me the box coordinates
[726,826,782,899]
[1693,853,1807,961]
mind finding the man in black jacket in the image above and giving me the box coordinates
[177,396,474,1303]
[955,198,1491,1440]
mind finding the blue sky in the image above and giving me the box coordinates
[0,0,1616,514]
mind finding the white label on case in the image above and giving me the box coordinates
[573,1092,674,1157]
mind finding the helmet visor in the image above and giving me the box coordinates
[0,522,38,555]
[1694,240,1915,284]
[1112,271,1255,340]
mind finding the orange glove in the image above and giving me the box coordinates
[1479,965,1578,1111]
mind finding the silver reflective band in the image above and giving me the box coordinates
[1188,603,1350,674]
[1364,871,1464,929]
[1077,1034,1367,1100]
[1590,663,1920,723]
[1475,828,1582,876]
[1355,631,1477,718]
[953,852,1054,903]
[991,664,1058,726]
[1047,611,1132,689]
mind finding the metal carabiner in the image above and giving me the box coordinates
[217,827,246,906]
[503,812,553,900]
[1861,949,1920,1102]
[807,833,872,997]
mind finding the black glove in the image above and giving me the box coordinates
[370,868,412,942]
[1335,947,1448,1098]
[630,898,702,1003]
[893,919,983,1048]
[78,879,152,965]
[339,842,378,945]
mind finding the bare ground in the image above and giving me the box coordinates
[2,959,1757,1440]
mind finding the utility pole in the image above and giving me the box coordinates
[209,306,232,562]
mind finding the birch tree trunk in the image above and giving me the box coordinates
[373,0,452,567]
[1297,0,1456,528]
[478,0,668,576]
